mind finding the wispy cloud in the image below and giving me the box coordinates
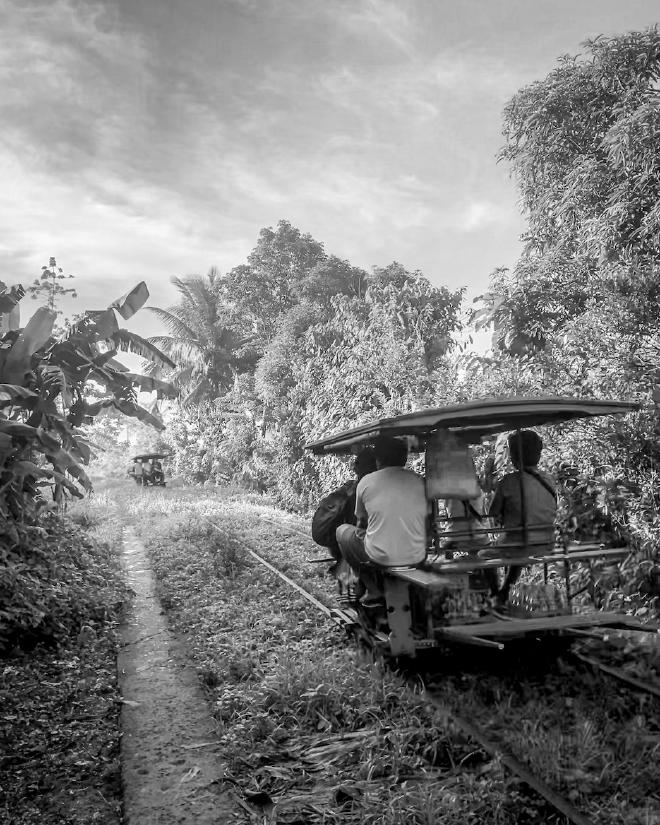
[8,0,633,328]
[456,200,512,232]
[339,0,417,57]
[0,0,151,173]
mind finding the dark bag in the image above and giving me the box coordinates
[311,481,357,549]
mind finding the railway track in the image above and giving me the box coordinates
[249,514,660,825]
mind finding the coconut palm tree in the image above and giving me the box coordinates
[148,269,256,405]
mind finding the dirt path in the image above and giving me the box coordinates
[117,526,236,824]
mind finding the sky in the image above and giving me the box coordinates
[1,0,659,340]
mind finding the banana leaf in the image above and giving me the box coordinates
[115,398,166,430]
[106,356,128,371]
[11,460,49,478]
[45,447,92,492]
[92,349,121,369]
[111,329,175,369]
[68,434,91,464]
[2,307,56,384]
[88,308,120,340]
[36,426,61,452]
[0,419,38,439]
[124,372,177,397]
[49,471,84,497]
[0,384,38,402]
[0,384,38,411]
[77,398,115,417]
[64,308,119,342]
[0,284,25,313]
[39,366,73,406]
[110,281,149,320]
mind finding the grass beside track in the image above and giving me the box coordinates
[1,493,126,825]
[120,484,583,825]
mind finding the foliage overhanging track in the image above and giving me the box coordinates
[230,519,608,825]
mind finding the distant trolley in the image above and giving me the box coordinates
[127,453,169,487]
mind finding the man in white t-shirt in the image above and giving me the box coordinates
[336,435,429,598]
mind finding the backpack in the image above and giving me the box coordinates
[311,480,357,549]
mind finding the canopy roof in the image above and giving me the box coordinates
[132,453,171,461]
[305,397,639,455]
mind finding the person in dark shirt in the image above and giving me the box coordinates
[311,448,378,562]
[480,430,557,604]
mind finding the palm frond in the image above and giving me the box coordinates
[181,377,213,407]
[147,307,197,340]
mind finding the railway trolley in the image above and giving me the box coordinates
[127,452,169,487]
[305,397,657,658]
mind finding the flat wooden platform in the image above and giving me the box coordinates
[440,611,642,639]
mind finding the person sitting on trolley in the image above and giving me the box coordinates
[479,429,557,604]
[336,435,429,604]
[311,447,378,568]
[152,459,164,484]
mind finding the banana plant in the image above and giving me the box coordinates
[0,281,177,526]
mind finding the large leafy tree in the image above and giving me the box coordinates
[266,268,463,508]
[220,220,326,340]
[149,269,256,404]
[474,28,660,353]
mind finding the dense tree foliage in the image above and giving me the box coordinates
[158,223,463,506]
[474,28,660,354]
[467,29,660,611]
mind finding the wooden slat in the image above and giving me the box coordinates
[539,548,630,564]
[430,556,542,574]
[385,567,468,589]
[444,612,641,638]
[427,547,629,575]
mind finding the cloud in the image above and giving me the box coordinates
[456,200,512,232]
[340,0,417,57]
[0,0,532,329]
[0,0,151,175]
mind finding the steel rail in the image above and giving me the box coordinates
[259,514,313,541]
[571,650,660,700]
[240,536,596,825]
[246,548,343,624]
[423,693,594,825]
[206,518,341,624]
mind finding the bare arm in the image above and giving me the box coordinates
[355,482,368,529]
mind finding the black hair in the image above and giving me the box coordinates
[372,435,408,467]
[508,430,543,468]
[353,447,378,479]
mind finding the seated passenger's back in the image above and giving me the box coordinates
[489,431,557,552]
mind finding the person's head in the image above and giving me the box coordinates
[353,447,377,479]
[372,435,408,468]
[508,430,543,469]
